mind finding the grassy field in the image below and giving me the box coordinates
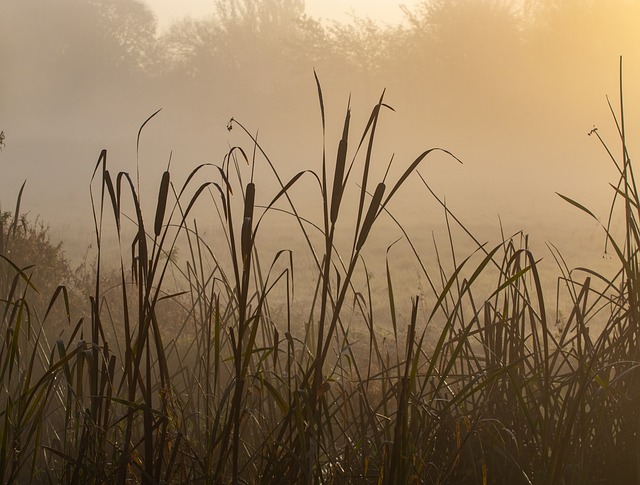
[2,70,640,484]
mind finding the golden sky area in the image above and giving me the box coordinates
[3,0,640,277]
[145,0,416,30]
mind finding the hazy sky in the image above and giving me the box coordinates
[146,0,417,30]
[4,0,639,282]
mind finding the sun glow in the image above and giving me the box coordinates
[145,0,417,31]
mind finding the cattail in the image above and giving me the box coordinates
[356,182,385,251]
[241,183,255,263]
[154,171,170,238]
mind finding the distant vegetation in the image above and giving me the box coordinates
[2,64,640,483]
[4,0,640,253]
[3,0,640,136]
[4,0,640,251]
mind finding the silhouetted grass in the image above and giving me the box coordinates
[2,62,640,484]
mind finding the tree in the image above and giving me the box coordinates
[402,0,523,73]
[158,18,219,77]
[91,0,159,72]
[158,0,323,94]
[0,0,159,121]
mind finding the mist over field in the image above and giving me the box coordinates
[3,0,639,322]
[2,2,638,230]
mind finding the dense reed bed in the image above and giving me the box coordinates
[2,68,640,484]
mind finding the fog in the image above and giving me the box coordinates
[2,0,640,314]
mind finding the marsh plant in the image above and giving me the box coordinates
[2,65,640,484]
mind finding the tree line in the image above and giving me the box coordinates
[2,0,639,119]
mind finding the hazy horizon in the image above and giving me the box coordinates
[2,0,639,285]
